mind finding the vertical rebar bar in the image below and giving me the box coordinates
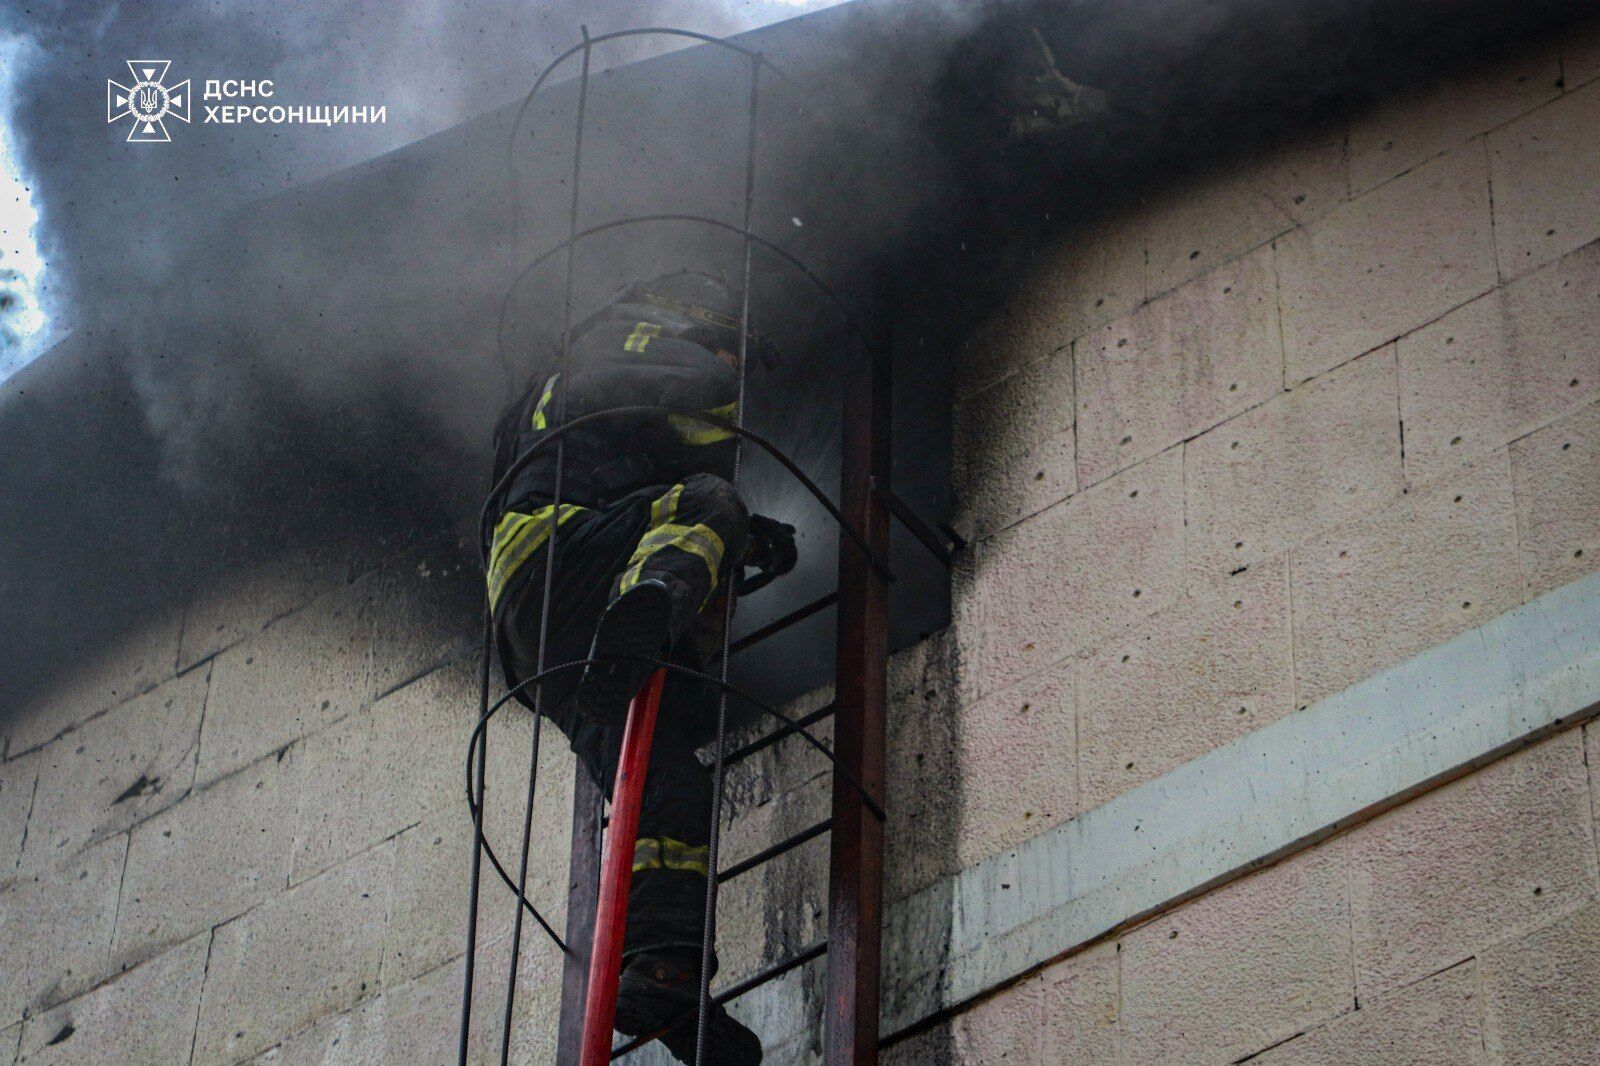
[694,50,763,1066]
[457,604,497,1065]
[500,26,593,1064]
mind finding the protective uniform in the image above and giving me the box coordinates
[487,272,785,1064]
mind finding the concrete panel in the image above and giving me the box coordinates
[1078,559,1295,807]
[952,345,1075,538]
[269,933,560,1066]
[197,577,373,787]
[1186,347,1403,584]
[955,659,1076,868]
[1121,843,1352,1064]
[880,568,1600,1037]
[383,719,572,993]
[1277,144,1496,383]
[1481,896,1600,1064]
[957,212,1145,400]
[1255,962,1482,1065]
[1399,244,1600,486]
[1077,246,1283,486]
[1488,80,1600,279]
[112,748,297,970]
[2,1025,14,1066]
[19,670,207,877]
[1041,942,1124,1064]
[0,835,125,1029]
[1290,454,1521,705]
[192,842,392,1066]
[1512,400,1600,597]
[0,751,38,883]
[977,447,1185,694]
[369,531,480,699]
[289,660,461,884]
[178,546,350,672]
[6,610,182,759]
[1144,129,1347,296]
[885,628,964,903]
[1348,728,1596,997]
[948,971,1044,1063]
[16,935,208,1066]
[1349,43,1561,195]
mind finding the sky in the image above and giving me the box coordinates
[0,0,840,380]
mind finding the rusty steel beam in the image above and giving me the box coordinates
[556,771,604,1060]
[823,314,892,1063]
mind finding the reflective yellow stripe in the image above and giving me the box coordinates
[487,503,584,610]
[669,400,737,446]
[530,374,559,430]
[650,484,683,529]
[617,522,726,597]
[623,322,661,352]
[631,837,710,877]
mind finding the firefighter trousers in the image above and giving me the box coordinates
[491,472,749,961]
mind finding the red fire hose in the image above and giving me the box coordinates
[579,667,668,1066]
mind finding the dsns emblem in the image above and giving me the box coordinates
[107,60,191,143]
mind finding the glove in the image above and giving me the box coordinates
[744,514,797,578]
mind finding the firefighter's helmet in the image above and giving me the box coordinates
[579,270,779,372]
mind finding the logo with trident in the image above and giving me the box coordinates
[107,61,190,143]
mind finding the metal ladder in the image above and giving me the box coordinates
[456,27,956,1063]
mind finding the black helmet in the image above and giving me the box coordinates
[579,270,779,371]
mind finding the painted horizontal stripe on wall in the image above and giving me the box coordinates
[880,569,1600,1037]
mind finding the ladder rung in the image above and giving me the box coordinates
[725,702,836,764]
[731,590,839,654]
[607,941,828,1060]
[718,819,832,884]
[716,939,828,1005]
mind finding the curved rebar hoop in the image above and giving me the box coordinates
[494,214,873,382]
[467,656,882,823]
[477,403,894,583]
[504,29,788,209]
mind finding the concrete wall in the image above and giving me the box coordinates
[5,16,1600,1066]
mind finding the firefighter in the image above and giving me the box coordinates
[487,270,795,1064]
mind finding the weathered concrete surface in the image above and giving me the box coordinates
[1481,896,1600,1063]
[1185,347,1403,583]
[1277,143,1497,383]
[977,447,1185,693]
[1511,400,1600,597]
[952,345,1076,537]
[177,546,350,673]
[881,569,1600,1036]
[1488,78,1600,278]
[1398,243,1600,487]
[0,752,37,882]
[1122,843,1352,1063]
[1142,129,1346,297]
[1349,727,1597,997]
[1290,453,1522,705]
[958,212,1145,401]
[1348,41,1561,195]
[1077,246,1282,485]
[112,748,298,970]
[19,669,207,877]
[1077,559,1295,807]
[5,611,183,759]
[0,835,125,1029]
[197,578,373,787]
[1254,962,1483,1065]
[16,935,208,1066]
[192,842,392,1065]
[368,531,480,699]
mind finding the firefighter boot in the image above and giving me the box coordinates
[574,578,675,728]
[614,950,762,1064]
